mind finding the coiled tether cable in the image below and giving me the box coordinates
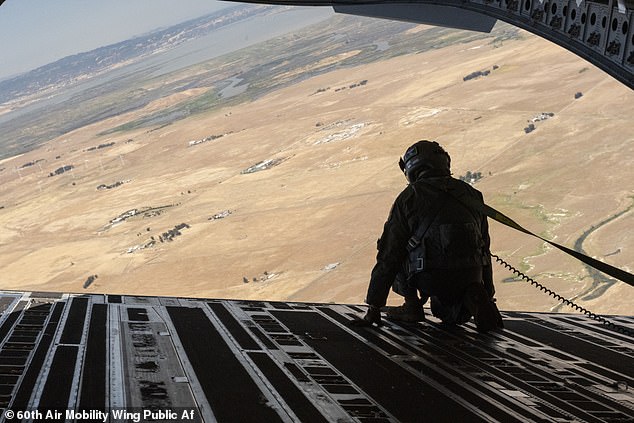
[491,253,633,337]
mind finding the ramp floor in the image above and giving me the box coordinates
[0,292,631,422]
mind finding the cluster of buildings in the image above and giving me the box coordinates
[458,171,483,185]
[242,271,278,283]
[20,158,44,169]
[187,132,231,147]
[241,158,286,174]
[96,179,130,190]
[109,208,140,226]
[313,79,369,95]
[313,122,367,145]
[85,141,115,152]
[524,112,555,134]
[48,164,74,177]
[209,210,232,220]
[463,65,499,81]
[159,223,190,242]
[125,223,191,254]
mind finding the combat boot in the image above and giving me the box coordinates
[463,283,503,332]
[383,297,426,322]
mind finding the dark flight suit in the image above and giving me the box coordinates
[365,174,493,322]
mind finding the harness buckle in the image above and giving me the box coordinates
[416,258,425,271]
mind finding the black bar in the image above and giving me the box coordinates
[388,319,611,422]
[38,345,78,413]
[12,301,65,409]
[78,304,107,410]
[0,375,18,384]
[0,365,24,374]
[0,308,22,344]
[505,320,634,378]
[0,394,12,407]
[272,310,484,423]
[8,335,38,343]
[248,327,277,350]
[268,302,292,310]
[48,301,65,325]
[319,307,405,356]
[248,352,329,423]
[0,385,14,395]
[207,303,260,350]
[553,316,634,344]
[167,307,283,423]
[127,307,149,322]
[60,297,88,344]
[283,363,309,382]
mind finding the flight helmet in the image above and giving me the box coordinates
[398,140,451,183]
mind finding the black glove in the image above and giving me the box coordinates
[349,305,382,327]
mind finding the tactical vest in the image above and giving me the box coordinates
[405,183,490,279]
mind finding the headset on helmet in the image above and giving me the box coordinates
[398,140,451,183]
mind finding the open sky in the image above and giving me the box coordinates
[0,0,233,80]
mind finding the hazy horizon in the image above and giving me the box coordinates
[0,0,236,80]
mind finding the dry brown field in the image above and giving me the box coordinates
[0,29,632,315]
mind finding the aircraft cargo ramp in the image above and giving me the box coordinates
[0,291,632,422]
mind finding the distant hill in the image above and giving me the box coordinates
[0,10,515,161]
[0,3,269,105]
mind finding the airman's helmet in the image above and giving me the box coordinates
[398,140,451,183]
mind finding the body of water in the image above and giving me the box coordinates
[0,6,334,127]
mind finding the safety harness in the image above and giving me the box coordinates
[413,180,634,335]
[416,180,634,288]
